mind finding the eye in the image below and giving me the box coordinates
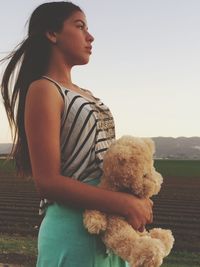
[77,24,84,30]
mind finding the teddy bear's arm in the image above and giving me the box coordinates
[83,209,108,234]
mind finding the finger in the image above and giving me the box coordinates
[129,221,140,231]
[150,214,153,223]
[138,225,145,232]
[144,198,153,209]
[148,199,154,209]
[149,199,154,207]
[148,212,153,223]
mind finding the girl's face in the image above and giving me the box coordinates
[49,11,94,66]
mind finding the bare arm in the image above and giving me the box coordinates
[25,80,153,229]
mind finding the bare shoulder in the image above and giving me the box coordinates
[27,78,63,100]
[26,78,64,113]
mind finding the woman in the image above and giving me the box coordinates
[0,2,153,266]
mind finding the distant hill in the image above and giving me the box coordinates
[1,137,200,159]
[152,137,200,159]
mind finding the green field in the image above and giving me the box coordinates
[0,158,16,174]
[154,159,200,177]
[1,158,200,177]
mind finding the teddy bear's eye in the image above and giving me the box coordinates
[143,174,147,178]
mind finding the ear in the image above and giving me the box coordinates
[45,31,57,44]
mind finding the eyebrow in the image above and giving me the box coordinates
[74,19,88,30]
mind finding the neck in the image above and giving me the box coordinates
[44,49,74,87]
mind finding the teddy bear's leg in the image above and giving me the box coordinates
[149,228,175,257]
[102,216,166,267]
[83,209,108,234]
[129,237,166,267]
[102,216,139,262]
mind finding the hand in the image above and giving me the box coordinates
[123,194,153,232]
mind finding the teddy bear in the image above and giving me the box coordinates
[83,135,175,267]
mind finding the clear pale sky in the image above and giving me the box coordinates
[0,0,200,143]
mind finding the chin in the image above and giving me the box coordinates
[75,57,90,66]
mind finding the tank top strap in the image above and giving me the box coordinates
[41,75,66,99]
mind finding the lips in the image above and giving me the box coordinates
[85,46,92,53]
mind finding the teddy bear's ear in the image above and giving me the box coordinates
[142,138,155,154]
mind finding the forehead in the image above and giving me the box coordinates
[66,11,87,25]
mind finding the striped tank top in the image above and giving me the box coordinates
[38,75,116,215]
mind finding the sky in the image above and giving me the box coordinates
[0,0,200,143]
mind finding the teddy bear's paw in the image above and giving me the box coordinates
[83,210,107,234]
[149,228,175,257]
[129,236,165,267]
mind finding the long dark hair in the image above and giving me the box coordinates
[0,1,82,178]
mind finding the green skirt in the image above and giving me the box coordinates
[36,177,129,267]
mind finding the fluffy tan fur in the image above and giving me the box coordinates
[83,135,175,267]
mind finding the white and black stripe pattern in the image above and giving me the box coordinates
[38,75,116,216]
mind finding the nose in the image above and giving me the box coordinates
[86,31,94,43]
